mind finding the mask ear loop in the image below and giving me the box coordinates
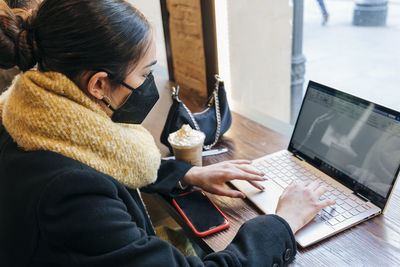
[102,95,116,112]
[120,81,136,91]
[85,70,117,112]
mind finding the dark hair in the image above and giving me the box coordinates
[5,0,40,9]
[0,0,151,85]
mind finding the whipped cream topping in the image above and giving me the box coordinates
[168,124,205,147]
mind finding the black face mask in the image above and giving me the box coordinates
[103,72,159,124]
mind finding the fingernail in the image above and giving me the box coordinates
[259,171,265,176]
[260,185,265,191]
[262,176,268,180]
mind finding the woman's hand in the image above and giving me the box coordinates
[182,160,266,198]
[275,181,336,233]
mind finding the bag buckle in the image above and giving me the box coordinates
[172,85,181,101]
[207,75,221,107]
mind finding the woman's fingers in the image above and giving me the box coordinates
[213,186,246,198]
[307,180,321,191]
[314,184,328,197]
[228,171,266,182]
[314,184,335,209]
[317,198,336,209]
[247,180,265,191]
[227,159,252,165]
[234,163,265,176]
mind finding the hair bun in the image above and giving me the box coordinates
[14,27,37,71]
[0,1,37,71]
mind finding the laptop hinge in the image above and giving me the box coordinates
[354,192,369,202]
[293,153,305,161]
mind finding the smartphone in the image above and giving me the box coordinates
[172,190,230,237]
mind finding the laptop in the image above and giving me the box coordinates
[231,81,400,247]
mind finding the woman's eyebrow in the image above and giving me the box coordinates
[145,60,157,68]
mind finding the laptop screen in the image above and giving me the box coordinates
[289,81,400,209]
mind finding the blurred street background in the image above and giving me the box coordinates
[304,0,400,111]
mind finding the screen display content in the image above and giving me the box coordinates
[291,84,400,198]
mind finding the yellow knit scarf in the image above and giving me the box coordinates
[0,70,161,189]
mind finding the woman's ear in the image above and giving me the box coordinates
[86,72,109,100]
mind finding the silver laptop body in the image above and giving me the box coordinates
[231,81,400,247]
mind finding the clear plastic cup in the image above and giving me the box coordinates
[168,125,205,166]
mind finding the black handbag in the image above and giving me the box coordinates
[160,75,232,153]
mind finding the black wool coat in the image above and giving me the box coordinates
[0,125,296,266]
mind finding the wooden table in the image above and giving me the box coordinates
[151,77,400,266]
[154,111,400,266]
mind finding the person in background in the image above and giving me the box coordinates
[0,0,40,93]
[0,0,335,266]
[317,0,329,25]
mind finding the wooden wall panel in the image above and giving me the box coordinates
[166,0,207,97]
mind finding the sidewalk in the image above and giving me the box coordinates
[303,0,400,111]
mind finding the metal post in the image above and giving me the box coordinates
[353,0,388,26]
[291,0,306,124]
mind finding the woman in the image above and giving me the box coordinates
[0,0,334,266]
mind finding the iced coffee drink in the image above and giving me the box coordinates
[168,124,205,166]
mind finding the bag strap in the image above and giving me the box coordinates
[171,75,223,150]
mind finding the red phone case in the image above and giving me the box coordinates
[172,190,231,237]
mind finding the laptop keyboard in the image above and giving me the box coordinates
[253,151,373,226]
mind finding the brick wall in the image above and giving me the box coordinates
[167,0,207,97]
